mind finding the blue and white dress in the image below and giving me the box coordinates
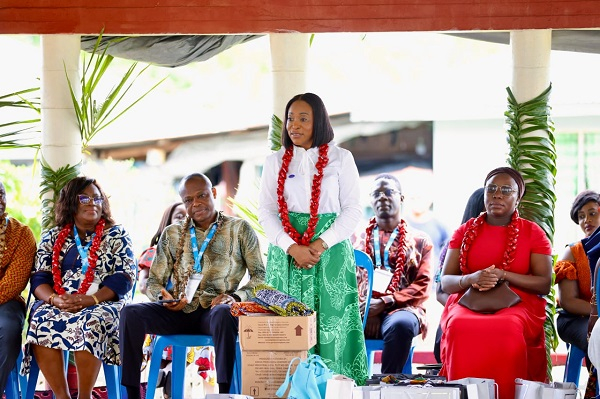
[23,224,135,370]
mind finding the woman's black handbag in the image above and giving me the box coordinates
[458,280,521,314]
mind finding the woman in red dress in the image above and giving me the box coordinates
[440,166,553,399]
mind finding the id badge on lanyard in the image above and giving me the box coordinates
[185,273,204,300]
[185,223,216,300]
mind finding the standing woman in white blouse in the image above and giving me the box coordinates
[258,92,367,384]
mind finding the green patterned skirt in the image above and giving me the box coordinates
[266,211,368,385]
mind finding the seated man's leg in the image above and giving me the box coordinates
[120,302,189,399]
[380,310,419,374]
[0,300,25,393]
[209,304,239,393]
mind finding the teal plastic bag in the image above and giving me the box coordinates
[276,354,333,399]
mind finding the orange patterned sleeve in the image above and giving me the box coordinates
[0,219,36,305]
[554,259,578,284]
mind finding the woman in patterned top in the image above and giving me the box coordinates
[25,176,136,399]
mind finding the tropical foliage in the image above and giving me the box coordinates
[268,114,283,151]
[38,33,165,231]
[505,83,558,380]
[65,33,166,154]
[0,87,41,150]
[0,160,42,239]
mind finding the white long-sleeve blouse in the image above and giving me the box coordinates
[258,142,363,253]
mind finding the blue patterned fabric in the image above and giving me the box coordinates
[23,224,136,372]
[252,284,314,316]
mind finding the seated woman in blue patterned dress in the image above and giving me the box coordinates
[25,176,136,399]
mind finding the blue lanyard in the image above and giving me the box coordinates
[373,226,399,270]
[189,223,218,273]
[73,225,95,274]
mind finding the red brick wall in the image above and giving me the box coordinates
[1,0,600,35]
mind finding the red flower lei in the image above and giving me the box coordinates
[51,218,105,295]
[458,211,519,274]
[364,217,408,295]
[277,144,329,246]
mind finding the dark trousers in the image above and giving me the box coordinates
[557,311,589,358]
[380,310,420,374]
[119,302,238,389]
[0,300,25,393]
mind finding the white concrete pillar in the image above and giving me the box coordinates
[41,35,82,170]
[269,33,310,118]
[510,30,552,103]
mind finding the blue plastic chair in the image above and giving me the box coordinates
[144,335,242,399]
[5,351,26,399]
[563,343,585,384]
[24,350,124,399]
[354,249,413,376]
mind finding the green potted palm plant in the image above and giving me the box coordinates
[39,32,166,231]
[505,83,558,381]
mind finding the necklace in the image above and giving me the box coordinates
[0,216,8,266]
[277,144,329,246]
[365,217,408,294]
[173,215,221,298]
[458,211,519,274]
[51,219,105,295]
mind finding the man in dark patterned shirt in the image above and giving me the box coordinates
[353,173,433,374]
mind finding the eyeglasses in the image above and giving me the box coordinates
[485,184,517,196]
[370,189,400,199]
[78,194,103,206]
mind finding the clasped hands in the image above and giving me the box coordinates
[51,293,94,313]
[470,265,503,291]
[288,241,324,270]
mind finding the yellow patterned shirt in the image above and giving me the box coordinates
[147,212,266,312]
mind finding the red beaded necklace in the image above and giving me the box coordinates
[51,218,105,295]
[277,144,329,246]
[365,217,408,295]
[458,211,519,274]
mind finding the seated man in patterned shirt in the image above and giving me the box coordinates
[120,173,266,398]
[353,173,433,374]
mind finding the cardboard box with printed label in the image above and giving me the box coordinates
[241,350,307,399]
[239,313,317,351]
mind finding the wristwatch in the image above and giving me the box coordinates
[321,240,329,250]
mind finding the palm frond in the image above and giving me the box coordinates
[66,31,166,153]
[227,196,265,238]
[268,114,283,151]
[0,87,41,150]
[505,83,557,381]
[39,160,81,231]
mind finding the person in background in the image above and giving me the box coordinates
[433,187,485,363]
[353,173,432,374]
[136,201,186,399]
[138,202,186,295]
[555,191,600,356]
[405,186,449,265]
[25,176,136,399]
[120,173,265,398]
[440,167,552,399]
[554,190,600,398]
[258,92,367,384]
[0,181,36,394]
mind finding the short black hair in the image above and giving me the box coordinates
[281,93,334,149]
[374,173,402,192]
[570,190,600,224]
